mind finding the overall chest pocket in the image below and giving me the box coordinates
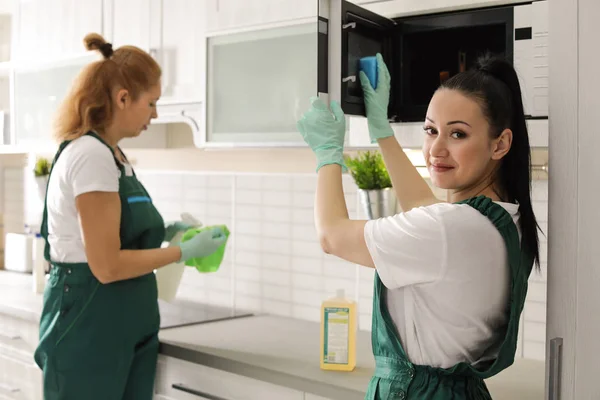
[119,178,165,249]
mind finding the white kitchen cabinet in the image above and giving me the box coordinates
[205,0,317,34]
[108,0,152,52]
[13,0,103,63]
[159,0,205,102]
[154,355,305,400]
[0,13,10,63]
[0,13,10,145]
[7,0,204,149]
[12,0,203,103]
[0,312,42,400]
[0,0,14,14]
[106,0,205,104]
[205,22,318,146]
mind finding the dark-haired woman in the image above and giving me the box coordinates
[296,52,539,399]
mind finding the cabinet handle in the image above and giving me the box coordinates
[0,330,20,340]
[548,337,563,400]
[172,383,231,400]
[0,383,21,393]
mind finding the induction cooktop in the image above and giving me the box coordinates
[158,298,254,329]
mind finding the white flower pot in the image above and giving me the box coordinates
[34,176,49,203]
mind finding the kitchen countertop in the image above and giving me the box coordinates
[1,270,546,399]
[159,315,546,400]
[0,270,253,329]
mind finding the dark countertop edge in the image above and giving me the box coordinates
[158,341,366,400]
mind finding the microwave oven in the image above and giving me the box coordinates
[317,0,549,122]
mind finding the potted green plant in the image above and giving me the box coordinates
[345,151,397,219]
[33,157,52,201]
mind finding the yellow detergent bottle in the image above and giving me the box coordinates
[320,289,357,372]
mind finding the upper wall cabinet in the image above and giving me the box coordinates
[8,0,205,149]
[13,0,103,63]
[205,0,317,34]
[11,54,99,148]
[205,19,319,146]
[109,0,152,53]
[105,0,205,103]
[159,0,205,102]
[14,0,204,105]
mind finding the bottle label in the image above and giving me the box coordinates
[323,307,350,364]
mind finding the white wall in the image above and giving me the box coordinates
[140,170,549,361]
[1,165,549,360]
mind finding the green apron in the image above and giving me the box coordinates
[365,196,534,400]
[33,132,166,400]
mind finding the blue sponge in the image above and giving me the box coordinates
[359,56,378,89]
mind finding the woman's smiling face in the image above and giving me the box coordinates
[422,88,512,195]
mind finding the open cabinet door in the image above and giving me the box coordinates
[318,0,395,116]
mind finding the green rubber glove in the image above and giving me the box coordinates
[358,53,394,143]
[164,221,195,242]
[164,213,202,242]
[178,226,227,263]
[297,96,347,172]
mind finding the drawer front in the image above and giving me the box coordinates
[0,352,42,400]
[0,313,39,355]
[155,355,304,400]
[0,313,41,400]
[0,385,27,400]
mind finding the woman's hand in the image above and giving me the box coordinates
[164,213,202,242]
[77,191,182,284]
[297,96,347,172]
[359,53,394,143]
[178,226,228,262]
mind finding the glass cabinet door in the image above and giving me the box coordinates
[12,55,97,146]
[206,21,319,145]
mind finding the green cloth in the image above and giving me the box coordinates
[365,196,534,399]
[182,225,230,273]
[34,132,164,399]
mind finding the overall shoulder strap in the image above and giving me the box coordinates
[40,132,123,262]
[454,195,534,378]
[40,139,73,262]
[85,131,124,172]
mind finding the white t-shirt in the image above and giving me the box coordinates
[46,135,120,263]
[364,201,520,369]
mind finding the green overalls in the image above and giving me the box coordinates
[365,196,534,399]
[33,132,166,400]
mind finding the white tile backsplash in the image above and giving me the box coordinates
[3,167,549,361]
